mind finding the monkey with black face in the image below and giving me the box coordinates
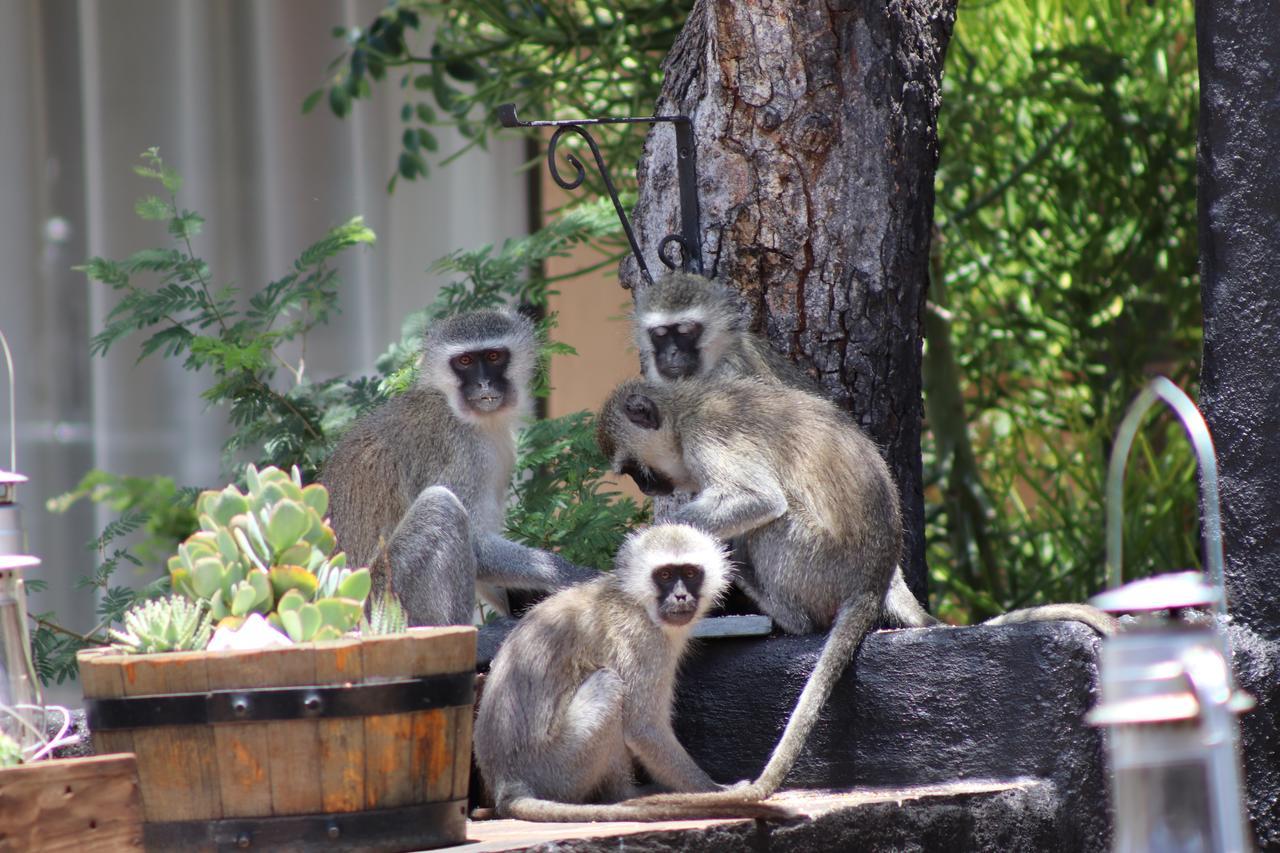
[320,310,595,626]
[597,377,1115,802]
[634,271,817,391]
[474,524,788,822]
[634,270,934,628]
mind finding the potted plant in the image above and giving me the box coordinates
[78,465,474,852]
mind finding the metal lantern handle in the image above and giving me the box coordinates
[0,329,14,475]
[1105,376,1226,617]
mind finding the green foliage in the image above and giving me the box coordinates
[926,0,1201,620]
[507,413,647,569]
[78,148,377,480]
[169,465,370,643]
[308,0,685,193]
[109,595,213,654]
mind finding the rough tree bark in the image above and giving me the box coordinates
[624,0,958,602]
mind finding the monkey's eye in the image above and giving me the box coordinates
[484,350,499,362]
[676,322,696,335]
[652,326,668,337]
[681,567,699,581]
[657,567,674,583]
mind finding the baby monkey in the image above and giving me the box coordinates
[474,524,789,822]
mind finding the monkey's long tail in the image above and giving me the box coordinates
[625,590,882,809]
[749,592,881,796]
[501,796,794,823]
[984,603,1118,635]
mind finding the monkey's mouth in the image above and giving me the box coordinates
[655,361,694,381]
[661,606,698,627]
[467,392,507,413]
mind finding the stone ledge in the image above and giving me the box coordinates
[455,779,1066,853]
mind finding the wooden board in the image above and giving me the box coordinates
[78,649,134,759]
[116,650,221,822]
[362,627,476,810]
[314,637,366,813]
[0,753,143,852]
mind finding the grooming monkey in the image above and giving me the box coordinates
[320,310,595,626]
[597,377,1116,802]
[633,270,928,628]
[474,524,789,822]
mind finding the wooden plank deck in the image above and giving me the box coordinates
[446,779,1042,852]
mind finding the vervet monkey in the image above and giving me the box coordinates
[633,270,816,390]
[633,270,928,628]
[320,310,595,626]
[474,524,789,822]
[597,377,1116,802]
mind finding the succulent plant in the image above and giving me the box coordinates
[167,464,371,644]
[109,595,213,654]
[360,591,408,636]
[0,731,21,768]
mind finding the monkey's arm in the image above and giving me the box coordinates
[673,463,787,541]
[475,533,598,589]
[624,722,720,794]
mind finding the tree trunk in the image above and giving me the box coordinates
[625,0,957,602]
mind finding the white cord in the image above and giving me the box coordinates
[1,703,79,762]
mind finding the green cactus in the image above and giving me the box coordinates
[109,595,214,654]
[167,464,371,644]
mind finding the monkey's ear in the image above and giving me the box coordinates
[624,394,661,430]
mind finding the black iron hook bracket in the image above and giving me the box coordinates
[497,103,702,287]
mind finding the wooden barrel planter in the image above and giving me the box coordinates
[77,626,475,852]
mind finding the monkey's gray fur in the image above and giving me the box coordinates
[320,310,595,626]
[597,377,1116,804]
[473,524,790,822]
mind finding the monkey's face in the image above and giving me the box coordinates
[651,563,705,627]
[647,321,704,380]
[598,387,694,495]
[450,347,513,414]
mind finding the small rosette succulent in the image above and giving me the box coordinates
[109,595,213,654]
[167,464,370,643]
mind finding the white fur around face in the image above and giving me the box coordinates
[635,308,709,377]
[422,336,536,427]
[616,524,731,631]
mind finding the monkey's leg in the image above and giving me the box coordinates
[475,534,598,590]
[385,485,476,626]
[518,669,629,805]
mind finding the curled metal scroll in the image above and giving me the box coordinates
[497,103,703,288]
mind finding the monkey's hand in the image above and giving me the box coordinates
[475,533,598,588]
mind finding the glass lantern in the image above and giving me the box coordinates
[1089,377,1254,853]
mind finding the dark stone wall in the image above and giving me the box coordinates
[1196,1,1280,846]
